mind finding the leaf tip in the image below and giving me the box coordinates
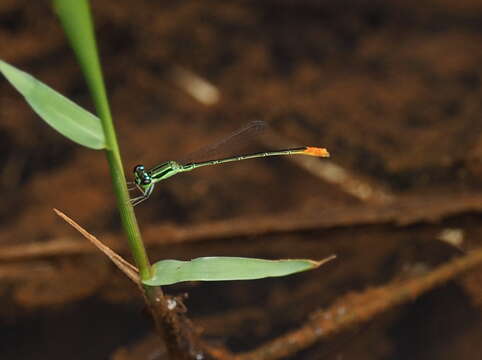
[311,254,337,268]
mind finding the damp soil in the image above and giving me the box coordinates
[1,1,482,359]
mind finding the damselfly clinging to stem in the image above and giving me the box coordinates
[129,121,329,206]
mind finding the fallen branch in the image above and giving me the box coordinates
[1,192,482,262]
[234,246,482,360]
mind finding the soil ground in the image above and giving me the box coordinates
[1,1,482,359]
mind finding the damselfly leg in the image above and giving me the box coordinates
[129,183,155,206]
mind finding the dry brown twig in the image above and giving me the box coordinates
[53,209,140,284]
[1,192,482,262]
[234,246,482,360]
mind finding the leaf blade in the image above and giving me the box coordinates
[143,255,336,286]
[0,59,105,149]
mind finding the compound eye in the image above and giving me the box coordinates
[142,178,151,185]
[134,164,145,173]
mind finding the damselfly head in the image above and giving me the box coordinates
[133,164,152,187]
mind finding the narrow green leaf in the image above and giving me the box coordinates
[52,0,113,137]
[143,255,336,286]
[0,59,105,149]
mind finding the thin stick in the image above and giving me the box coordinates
[54,209,140,284]
[2,192,482,261]
[235,246,482,360]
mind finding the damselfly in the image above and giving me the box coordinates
[129,121,329,206]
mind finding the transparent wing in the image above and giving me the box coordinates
[179,120,267,165]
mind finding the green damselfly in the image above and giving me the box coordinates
[129,121,329,206]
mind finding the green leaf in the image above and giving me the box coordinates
[52,0,113,135]
[0,59,105,149]
[143,255,336,286]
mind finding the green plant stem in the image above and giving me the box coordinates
[53,2,209,358]
[52,0,151,279]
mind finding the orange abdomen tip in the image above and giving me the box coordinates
[303,147,330,157]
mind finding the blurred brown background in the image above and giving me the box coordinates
[1,1,482,359]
